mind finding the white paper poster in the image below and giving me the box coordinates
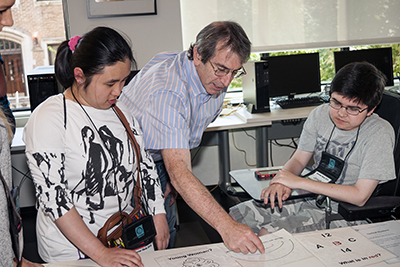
[294,227,395,266]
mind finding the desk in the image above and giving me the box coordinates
[206,105,317,193]
[11,127,25,152]
[10,105,318,206]
[44,220,400,267]
[229,167,313,201]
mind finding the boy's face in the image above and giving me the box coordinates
[329,92,375,131]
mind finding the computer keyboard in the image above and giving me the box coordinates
[276,95,330,109]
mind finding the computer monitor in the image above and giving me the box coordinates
[27,66,63,111]
[267,53,321,99]
[334,47,394,86]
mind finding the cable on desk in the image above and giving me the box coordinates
[272,138,298,150]
[269,140,274,167]
[269,138,299,166]
[219,104,245,117]
[241,128,256,141]
[191,146,203,162]
[12,165,33,189]
[231,130,256,167]
[209,184,219,193]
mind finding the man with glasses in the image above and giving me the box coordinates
[230,61,396,235]
[120,21,264,253]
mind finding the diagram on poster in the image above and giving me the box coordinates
[155,246,241,267]
[155,229,314,267]
[227,229,314,267]
[294,227,396,266]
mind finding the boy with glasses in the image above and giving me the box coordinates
[230,61,396,235]
[120,21,264,253]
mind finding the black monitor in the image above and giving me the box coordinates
[267,53,321,98]
[334,47,394,86]
[27,66,63,111]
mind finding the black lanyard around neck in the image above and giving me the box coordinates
[324,124,360,163]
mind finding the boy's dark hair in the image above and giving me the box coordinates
[330,61,387,111]
[55,26,136,89]
[187,21,251,65]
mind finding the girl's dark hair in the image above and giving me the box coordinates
[187,21,251,65]
[330,61,386,111]
[55,26,136,89]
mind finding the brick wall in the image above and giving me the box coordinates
[11,0,65,68]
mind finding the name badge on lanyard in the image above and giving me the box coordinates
[302,125,360,208]
[304,151,345,184]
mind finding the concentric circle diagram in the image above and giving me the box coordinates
[228,237,295,262]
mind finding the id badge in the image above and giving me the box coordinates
[302,151,345,209]
[306,171,332,183]
[304,151,344,184]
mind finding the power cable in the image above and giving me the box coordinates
[231,131,256,167]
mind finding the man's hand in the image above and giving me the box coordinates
[164,181,178,207]
[153,213,170,250]
[261,183,291,209]
[161,149,264,254]
[220,220,265,254]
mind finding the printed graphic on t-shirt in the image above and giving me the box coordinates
[32,123,157,224]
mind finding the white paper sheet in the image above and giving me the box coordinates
[155,229,317,267]
[155,246,241,267]
[225,229,316,267]
[294,227,395,266]
[353,220,400,264]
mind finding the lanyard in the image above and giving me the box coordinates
[324,124,360,163]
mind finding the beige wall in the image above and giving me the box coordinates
[65,0,183,69]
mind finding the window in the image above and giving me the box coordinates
[181,1,400,94]
[2,0,65,111]
[181,0,400,53]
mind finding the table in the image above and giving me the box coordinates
[229,167,313,201]
[11,127,25,152]
[10,105,318,206]
[43,220,400,267]
[206,105,317,193]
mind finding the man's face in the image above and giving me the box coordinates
[193,42,242,95]
[329,92,375,131]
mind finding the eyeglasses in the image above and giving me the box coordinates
[209,61,246,79]
[329,98,368,116]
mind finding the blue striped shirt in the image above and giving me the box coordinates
[119,51,226,161]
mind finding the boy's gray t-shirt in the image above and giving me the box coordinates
[299,104,395,185]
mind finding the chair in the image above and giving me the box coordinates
[336,90,400,222]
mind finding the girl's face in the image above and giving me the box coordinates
[76,60,131,110]
[0,0,14,31]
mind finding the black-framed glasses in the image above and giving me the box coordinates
[209,61,246,79]
[329,98,368,116]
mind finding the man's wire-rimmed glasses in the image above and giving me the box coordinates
[209,61,246,79]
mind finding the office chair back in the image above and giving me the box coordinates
[371,90,400,197]
[336,90,400,222]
